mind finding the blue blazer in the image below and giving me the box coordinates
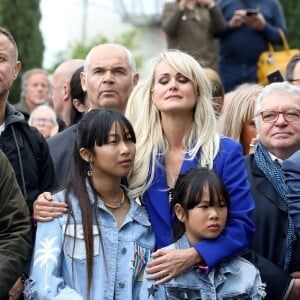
[282,150,300,238]
[143,137,255,270]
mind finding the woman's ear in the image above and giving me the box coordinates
[174,203,186,222]
[79,147,91,163]
[73,99,85,113]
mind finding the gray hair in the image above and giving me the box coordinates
[20,68,50,101]
[28,104,58,127]
[254,81,300,129]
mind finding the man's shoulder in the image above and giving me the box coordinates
[48,125,77,146]
[16,122,43,141]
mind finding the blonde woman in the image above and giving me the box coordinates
[125,50,255,285]
[219,84,262,155]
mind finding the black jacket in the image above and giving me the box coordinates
[0,103,56,215]
[244,154,293,299]
[47,124,76,189]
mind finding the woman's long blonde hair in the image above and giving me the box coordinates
[126,50,220,197]
[219,84,263,142]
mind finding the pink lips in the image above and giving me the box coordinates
[119,159,132,167]
[208,224,220,231]
[166,94,181,100]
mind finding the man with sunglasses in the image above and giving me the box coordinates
[244,81,300,299]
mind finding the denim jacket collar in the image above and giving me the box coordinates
[84,179,152,228]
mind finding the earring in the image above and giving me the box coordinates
[87,161,92,176]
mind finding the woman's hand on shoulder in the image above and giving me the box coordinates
[145,247,202,285]
[33,191,68,222]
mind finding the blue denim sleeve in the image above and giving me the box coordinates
[25,217,83,300]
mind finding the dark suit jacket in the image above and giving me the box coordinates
[282,150,300,238]
[244,154,292,299]
[47,124,76,189]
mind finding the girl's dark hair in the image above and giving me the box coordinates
[171,167,230,241]
[64,108,136,298]
[70,66,86,125]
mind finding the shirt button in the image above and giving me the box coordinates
[121,248,127,254]
[119,282,125,288]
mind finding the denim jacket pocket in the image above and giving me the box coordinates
[165,285,201,300]
[63,224,100,260]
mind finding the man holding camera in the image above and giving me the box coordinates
[216,0,286,92]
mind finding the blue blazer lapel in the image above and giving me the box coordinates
[147,151,201,225]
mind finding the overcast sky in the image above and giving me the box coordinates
[39,0,165,69]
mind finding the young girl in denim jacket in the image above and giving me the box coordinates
[24,108,155,300]
[141,167,265,299]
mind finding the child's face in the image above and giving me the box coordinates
[177,185,228,245]
[88,122,136,180]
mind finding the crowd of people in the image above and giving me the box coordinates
[0,0,300,299]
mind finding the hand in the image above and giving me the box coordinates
[291,272,300,279]
[178,0,187,11]
[228,10,246,29]
[288,278,300,300]
[245,12,266,30]
[33,192,68,222]
[145,247,202,285]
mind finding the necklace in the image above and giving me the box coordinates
[102,188,125,209]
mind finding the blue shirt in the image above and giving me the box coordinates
[24,183,155,300]
[217,0,287,64]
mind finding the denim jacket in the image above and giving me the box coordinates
[140,234,266,300]
[24,183,155,300]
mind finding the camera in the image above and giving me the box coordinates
[246,8,258,16]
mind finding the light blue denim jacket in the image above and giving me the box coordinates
[140,234,266,300]
[24,183,155,300]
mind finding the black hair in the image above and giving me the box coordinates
[171,166,230,241]
[64,108,136,299]
[70,66,86,125]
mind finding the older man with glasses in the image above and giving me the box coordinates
[244,81,300,299]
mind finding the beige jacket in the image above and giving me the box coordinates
[161,2,226,70]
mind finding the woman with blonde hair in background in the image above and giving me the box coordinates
[125,49,255,285]
[219,84,262,155]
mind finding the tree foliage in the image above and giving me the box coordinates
[48,28,146,74]
[280,0,300,49]
[0,0,44,103]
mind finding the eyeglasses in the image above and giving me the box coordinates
[259,110,300,123]
[32,118,53,125]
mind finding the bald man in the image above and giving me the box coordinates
[52,59,85,127]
